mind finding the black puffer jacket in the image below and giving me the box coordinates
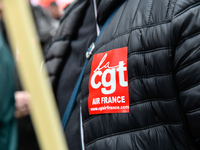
[46,0,200,149]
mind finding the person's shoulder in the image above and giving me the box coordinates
[32,5,43,11]
[60,0,89,23]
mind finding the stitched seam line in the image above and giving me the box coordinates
[114,1,128,36]
[176,55,200,73]
[129,73,173,83]
[83,97,176,124]
[171,0,178,17]
[165,0,172,20]
[173,2,200,19]
[128,47,170,57]
[130,97,176,107]
[148,0,154,24]
[179,81,200,94]
[131,0,142,24]
[85,122,181,147]
[186,107,200,115]
[176,29,200,51]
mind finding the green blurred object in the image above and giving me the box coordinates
[0,32,17,150]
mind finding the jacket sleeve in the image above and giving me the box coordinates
[172,2,200,147]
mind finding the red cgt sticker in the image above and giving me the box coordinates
[88,47,129,115]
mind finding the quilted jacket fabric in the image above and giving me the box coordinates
[45,0,200,149]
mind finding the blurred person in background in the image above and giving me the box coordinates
[0,0,59,149]
[0,2,18,149]
[0,31,17,150]
[31,1,59,54]
[0,1,40,150]
[48,1,62,20]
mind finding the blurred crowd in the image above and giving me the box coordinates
[0,1,65,150]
